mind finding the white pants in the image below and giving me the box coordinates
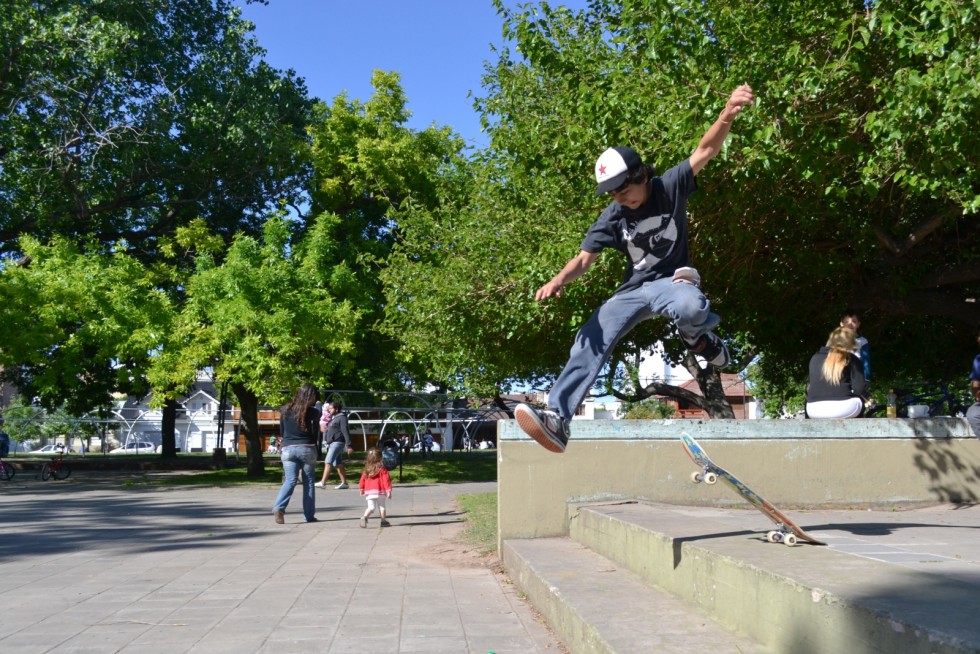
[365,494,387,515]
[807,397,864,419]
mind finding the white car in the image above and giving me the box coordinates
[30,444,65,454]
[109,441,157,455]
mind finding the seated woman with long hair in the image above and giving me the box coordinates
[806,326,867,419]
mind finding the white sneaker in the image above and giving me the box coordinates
[314,482,326,489]
[335,482,349,489]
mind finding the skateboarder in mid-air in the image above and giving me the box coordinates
[516,84,755,453]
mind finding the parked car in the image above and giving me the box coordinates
[30,444,65,454]
[109,441,157,455]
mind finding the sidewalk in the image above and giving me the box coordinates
[0,473,565,654]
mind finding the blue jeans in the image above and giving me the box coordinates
[549,277,719,420]
[272,445,317,521]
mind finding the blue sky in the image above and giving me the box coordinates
[237,0,588,149]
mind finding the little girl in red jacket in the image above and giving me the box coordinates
[358,447,392,528]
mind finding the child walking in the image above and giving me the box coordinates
[358,447,392,528]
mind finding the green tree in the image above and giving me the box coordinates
[383,2,741,414]
[309,70,471,391]
[149,216,359,476]
[621,398,675,420]
[1,397,44,447]
[386,0,980,412]
[1,0,313,447]
[0,236,172,414]
[0,0,311,253]
[598,0,980,392]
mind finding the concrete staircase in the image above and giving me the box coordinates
[503,501,980,654]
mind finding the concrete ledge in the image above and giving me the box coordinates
[497,419,980,544]
[503,536,772,654]
[499,417,975,441]
[563,502,980,654]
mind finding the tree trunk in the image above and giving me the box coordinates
[683,353,736,419]
[160,397,178,458]
[615,353,737,419]
[694,368,736,419]
[231,382,265,477]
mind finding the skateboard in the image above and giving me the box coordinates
[680,432,824,546]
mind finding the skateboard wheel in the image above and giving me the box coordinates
[690,471,702,484]
[784,534,799,547]
[703,472,718,485]
[766,531,780,543]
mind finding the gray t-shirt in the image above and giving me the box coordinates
[580,159,697,295]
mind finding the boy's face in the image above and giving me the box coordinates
[610,180,649,210]
[840,315,860,331]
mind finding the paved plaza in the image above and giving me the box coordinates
[0,472,565,654]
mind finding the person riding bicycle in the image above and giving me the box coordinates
[967,325,980,438]
[0,418,9,458]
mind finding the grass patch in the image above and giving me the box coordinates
[386,451,496,484]
[457,491,498,555]
[142,467,284,486]
[136,450,497,487]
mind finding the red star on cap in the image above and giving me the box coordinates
[598,164,607,177]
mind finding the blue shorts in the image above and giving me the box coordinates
[325,441,346,466]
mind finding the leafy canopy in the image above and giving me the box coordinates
[384,0,980,408]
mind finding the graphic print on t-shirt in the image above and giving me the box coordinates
[624,213,677,271]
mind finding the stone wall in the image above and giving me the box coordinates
[497,418,980,549]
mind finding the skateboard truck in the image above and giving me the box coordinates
[765,527,799,547]
[690,465,719,486]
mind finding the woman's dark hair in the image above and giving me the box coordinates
[286,383,320,430]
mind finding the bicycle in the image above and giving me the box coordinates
[0,456,14,481]
[41,451,71,481]
[868,382,971,418]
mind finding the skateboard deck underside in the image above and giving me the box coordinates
[680,432,825,546]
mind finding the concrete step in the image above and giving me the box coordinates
[503,536,774,654]
[568,501,980,654]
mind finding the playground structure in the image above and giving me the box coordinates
[1,389,506,454]
[246,389,504,452]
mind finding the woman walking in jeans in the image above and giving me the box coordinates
[272,383,321,524]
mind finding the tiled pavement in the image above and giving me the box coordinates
[0,472,564,654]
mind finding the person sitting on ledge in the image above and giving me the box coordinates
[806,326,867,419]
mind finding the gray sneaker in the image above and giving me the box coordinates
[684,331,730,369]
[514,404,569,453]
[335,482,349,489]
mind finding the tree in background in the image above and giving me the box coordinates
[149,216,359,476]
[0,236,172,415]
[309,70,471,391]
[0,0,313,440]
[384,2,742,414]
[385,0,980,414]
[0,0,311,254]
[621,398,676,420]
[0,397,45,448]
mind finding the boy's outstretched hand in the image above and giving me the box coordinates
[725,84,754,120]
